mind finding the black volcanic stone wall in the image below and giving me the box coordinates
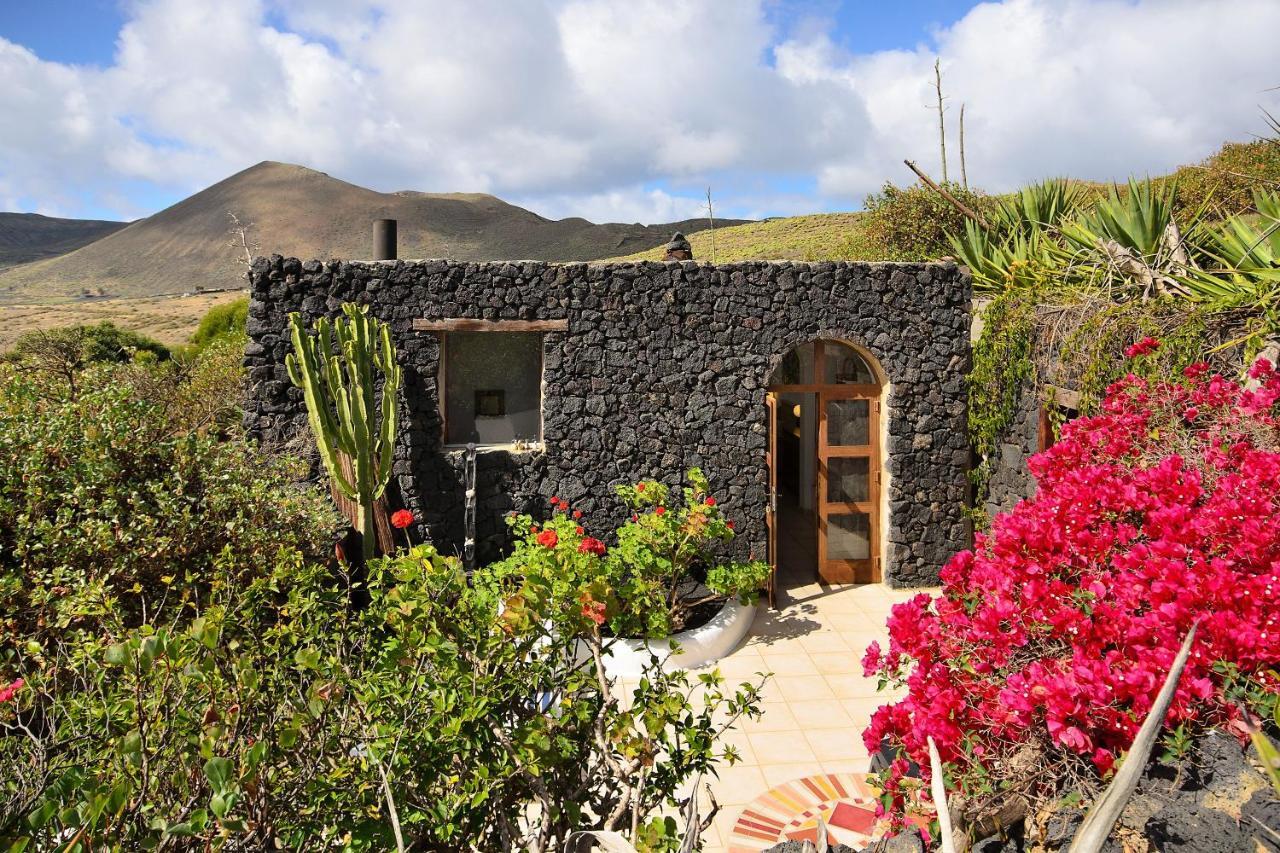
[984,383,1040,519]
[244,256,972,587]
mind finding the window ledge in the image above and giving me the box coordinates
[444,443,544,455]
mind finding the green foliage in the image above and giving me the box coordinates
[967,291,1038,506]
[0,357,338,655]
[1167,138,1280,221]
[286,304,401,562]
[190,297,249,349]
[1055,301,1212,416]
[1,541,763,851]
[950,219,1059,293]
[1061,178,1192,260]
[494,469,769,639]
[8,322,171,397]
[989,178,1090,236]
[859,181,994,261]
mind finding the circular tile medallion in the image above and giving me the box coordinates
[725,772,894,852]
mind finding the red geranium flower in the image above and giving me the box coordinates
[636,483,645,492]
[578,537,607,556]
[575,526,585,535]
[725,520,735,530]
[537,529,558,549]
[705,496,717,506]
[573,510,583,519]
[580,597,607,626]
[655,506,666,516]
[390,509,414,529]
[551,496,562,506]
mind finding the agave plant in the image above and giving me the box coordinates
[949,219,1057,294]
[1055,179,1208,300]
[989,178,1090,237]
[1180,189,1280,310]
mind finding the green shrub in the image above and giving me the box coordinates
[1,542,763,851]
[9,322,171,396]
[1168,139,1280,221]
[190,297,249,349]
[0,359,338,654]
[858,181,995,261]
[492,468,769,639]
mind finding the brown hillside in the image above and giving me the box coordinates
[0,161,740,301]
[0,213,127,269]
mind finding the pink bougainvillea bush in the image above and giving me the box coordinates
[863,352,1280,821]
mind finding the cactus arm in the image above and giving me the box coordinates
[287,314,356,498]
[285,304,402,561]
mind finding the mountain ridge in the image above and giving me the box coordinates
[0,161,741,302]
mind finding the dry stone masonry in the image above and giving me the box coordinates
[244,255,972,587]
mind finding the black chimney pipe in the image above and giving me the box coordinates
[373,219,397,260]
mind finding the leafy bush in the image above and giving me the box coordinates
[864,348,1280,825]
[0,357,338,654]
[858,181,994,262]
[190,297,249,350]
[1168,139,1280,222]
[8,322,171,397]
[493,469,769,638]
[1,542,763,851]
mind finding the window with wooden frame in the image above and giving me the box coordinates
[413,319,567,448]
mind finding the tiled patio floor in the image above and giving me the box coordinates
[687,579,926,852]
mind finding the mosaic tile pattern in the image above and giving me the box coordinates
[725,772,891,852]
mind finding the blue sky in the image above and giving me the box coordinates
[0,1,1274,223]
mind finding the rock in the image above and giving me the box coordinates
[1031,731,1280,852]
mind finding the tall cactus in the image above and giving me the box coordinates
[285,303,401,563]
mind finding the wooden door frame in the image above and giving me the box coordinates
[767,339,884,587]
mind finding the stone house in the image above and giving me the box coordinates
[244,248,971,590]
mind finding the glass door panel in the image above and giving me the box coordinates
[827,399,870,446]
[827,513,871,561]
[827,457,870,503]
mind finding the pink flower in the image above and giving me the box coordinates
[1124,336,1160,358]
[0,679,24,704]
[1183,362,1210,379]
[536,530,558,549]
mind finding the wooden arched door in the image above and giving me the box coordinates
[767,340,882,586]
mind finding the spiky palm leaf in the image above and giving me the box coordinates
[990,178,1089,237]
[950,219,1057,294]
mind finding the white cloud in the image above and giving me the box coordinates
[0,0,1277,222]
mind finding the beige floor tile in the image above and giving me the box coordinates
[825,673,885,699]
[802,727,869,761]
[788,699,855,729]
[716,727,758,764]
[748,730,819,765]
[761,761,824,787]
[705,762,770,806]
[742,701,800,732]
[797,630,853,654]
[809,652,861,675]
[820,758,875,775]
[771,674,837,703]
[759,652,819,677]
[841,696,891,725]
